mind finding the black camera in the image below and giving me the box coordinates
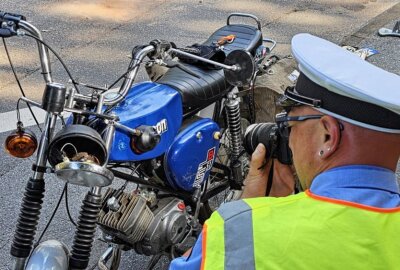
[243,123,292,165]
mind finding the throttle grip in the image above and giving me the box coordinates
[148,39,176,59]
[0,11,25,38]
[0,11,26,22]
[150,39,174,50]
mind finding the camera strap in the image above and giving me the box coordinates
[265,159,274,196]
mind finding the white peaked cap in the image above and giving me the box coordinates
[289,33,400,133]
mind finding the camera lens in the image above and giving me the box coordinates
[243,123,278,157]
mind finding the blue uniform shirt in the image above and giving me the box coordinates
[169,165,400,270]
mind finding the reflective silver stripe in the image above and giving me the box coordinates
[217,200,255,270]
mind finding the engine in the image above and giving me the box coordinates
[98,188,190,255]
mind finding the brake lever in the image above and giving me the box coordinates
[165,60,201,79]
[0,11,26,38]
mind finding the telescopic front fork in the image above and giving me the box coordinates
[11,113,58,270]
[11,83,66,269]
[69,119,115,269]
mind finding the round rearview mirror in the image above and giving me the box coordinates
[224,50,255,87]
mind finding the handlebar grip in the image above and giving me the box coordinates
[0,11,25,38]
[0,11,26,23]
[150,39,174,51]
[148,39,176,59]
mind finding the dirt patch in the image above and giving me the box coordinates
[283,11,341,27]
[44,0,164,22]
[340,3,366,12]
[180,19,225,36]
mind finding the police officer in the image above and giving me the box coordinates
[170,33,400,270]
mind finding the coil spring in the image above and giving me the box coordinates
[225,97,242,159]
[69,191,102,270]
[11,178,45,258]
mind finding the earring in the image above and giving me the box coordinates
[319,150,324,156]
[327,147,331,152]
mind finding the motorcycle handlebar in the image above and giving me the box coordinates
[18,20,53,83]
[73,44,155,106]
[0,11,156,106]
[104,44,155,106]
[0,13,53,83]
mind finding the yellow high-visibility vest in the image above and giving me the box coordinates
[201,190,400,270]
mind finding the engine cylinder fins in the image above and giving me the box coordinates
[225,97,242,159]
[69,191,102,270]
[11,178,45,258]
[98,188,154,245]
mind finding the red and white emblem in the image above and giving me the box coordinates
[194,147,216,187]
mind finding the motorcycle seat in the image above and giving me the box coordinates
[157,64,229,112]
[157,24,262,112]
[202,24,263,56]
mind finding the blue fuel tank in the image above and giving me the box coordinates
[108,82,183,162]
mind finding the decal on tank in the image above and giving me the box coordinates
[155,119,168,135]
[163,118,220,192]
[194,147,215,188]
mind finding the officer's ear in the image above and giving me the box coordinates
[319,115,342,159]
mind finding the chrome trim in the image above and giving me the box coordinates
[55,161,114,187]
[263,38,277,52]
[169,48,239,71]
[20,96,41,108]
[12,257,26,270]
[227,13,262,30]
[33,113,57,179]
[67,45,155,106]
[25,240,68,270]
[19,20,52,83]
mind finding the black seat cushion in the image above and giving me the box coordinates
[202,24,263,56]
[157,64,229,111]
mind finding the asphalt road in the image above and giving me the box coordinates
[0,1,399,269]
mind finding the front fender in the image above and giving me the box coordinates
[26,240,68,270]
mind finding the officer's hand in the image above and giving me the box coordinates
[241,144,295,198]
[269,159,296,197]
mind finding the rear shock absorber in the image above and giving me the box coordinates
[10,178,45,262]
[69,188,102,270]
[225,92,243,187]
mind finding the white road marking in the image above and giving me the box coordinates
[0,108,71,133]
[0,107,46,133]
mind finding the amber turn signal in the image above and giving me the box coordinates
[5,124,38,158]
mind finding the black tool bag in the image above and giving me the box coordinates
[177,44,226,69]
